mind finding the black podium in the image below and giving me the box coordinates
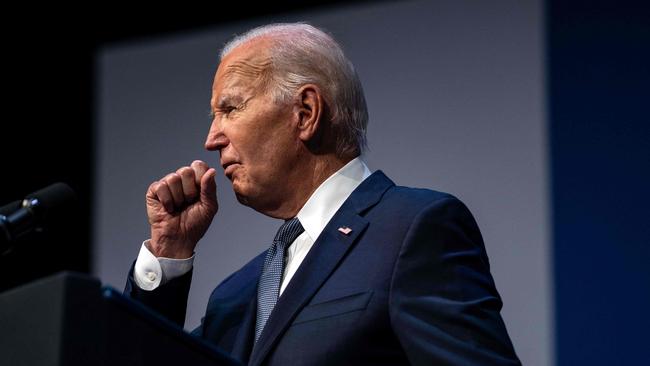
[0,272,240,366]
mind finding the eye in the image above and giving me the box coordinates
[210,106,236,119]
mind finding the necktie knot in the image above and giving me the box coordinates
[273,217,304,249]
[255,217,304,343]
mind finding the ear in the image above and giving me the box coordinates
[294,84,323,143]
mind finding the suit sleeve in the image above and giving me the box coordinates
[124,263,194,328]
[389,196,521,365]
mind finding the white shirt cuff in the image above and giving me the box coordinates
[133,239,194,291]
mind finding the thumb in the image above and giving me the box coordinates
[200,168,218,210]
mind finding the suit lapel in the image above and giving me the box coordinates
[248,171,394,365]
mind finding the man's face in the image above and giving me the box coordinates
[205,39,301,214]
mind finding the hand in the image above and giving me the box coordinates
[145,160,218,258]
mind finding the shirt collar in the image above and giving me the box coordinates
[296,157,372,242]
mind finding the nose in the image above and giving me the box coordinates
[205,118,229,151]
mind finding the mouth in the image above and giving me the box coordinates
[222,162,240,179]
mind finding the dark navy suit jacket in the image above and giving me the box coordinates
[125,171,520,365]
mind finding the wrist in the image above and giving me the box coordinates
[148,236,195,259]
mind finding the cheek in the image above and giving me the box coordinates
[224,131,272,183]
[236,129,280,162]
[227,107,295,170]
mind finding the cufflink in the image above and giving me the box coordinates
[146,271,157,282]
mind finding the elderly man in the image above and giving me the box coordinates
[125,23,520,365]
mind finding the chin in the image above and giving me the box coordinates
[232,182,250,205]
[233,185,276,216]
[232,181,262,209]
[234,192,250,206]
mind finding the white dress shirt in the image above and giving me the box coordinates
[134,157,372,294]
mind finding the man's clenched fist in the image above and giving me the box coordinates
[146,160,218,258]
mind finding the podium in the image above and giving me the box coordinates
[0,272,240,366]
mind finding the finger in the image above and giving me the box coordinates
[154,181,175,213]
[191,160,209,186]
[200,168,218,211]
[177,166,198,204]
[146,181,160,200]
[164,173,185,209]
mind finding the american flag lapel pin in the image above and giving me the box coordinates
[338,226,352,235]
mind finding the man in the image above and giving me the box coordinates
[125,23,520,365]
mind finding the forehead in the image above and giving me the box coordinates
[211,38,273,99]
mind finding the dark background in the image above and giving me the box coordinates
[1,1,648,364]
[548,0,649,364]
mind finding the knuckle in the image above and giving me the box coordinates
[155,184,170,199]
[148,181,159,192]
[192,162,208,174]
[191,160,206,167]
[177,166,193,177]
[166,173,181,184]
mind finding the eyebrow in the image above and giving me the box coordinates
[209,94,246,118]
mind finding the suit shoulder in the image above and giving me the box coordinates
[366,171,470,215]
[382,185,483,247]
[366,184,475,236]
[383,184,463,210]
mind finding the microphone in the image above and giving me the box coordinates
[0,182,77,253]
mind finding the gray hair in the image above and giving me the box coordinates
[220,23,368,157]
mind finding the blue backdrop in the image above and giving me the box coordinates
[549,0,650,364]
